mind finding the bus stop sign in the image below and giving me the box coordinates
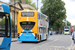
[51,28,53,30]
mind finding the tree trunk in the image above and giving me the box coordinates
[59,28,61,34]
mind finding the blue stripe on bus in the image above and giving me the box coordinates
[0,4,12,50]
[41,33,44,40]
[17,30,38,41]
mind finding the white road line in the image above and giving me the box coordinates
[54,39,58,41]
[49,46,70,49]
[30,39,58,50]
[30,42,52,50]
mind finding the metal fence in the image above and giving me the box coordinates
[12,26,17,38]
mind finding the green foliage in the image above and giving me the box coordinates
[0,18,14,26]
[11,19,14,26]
[26,0,31,5]
[0,18,5,24]
[41,0,67,30]
[30,2,37,10]
[18,0,22,3]
[67,21,71,26]
[17,0,37,10]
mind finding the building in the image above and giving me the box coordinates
[0,0,35,38]
[71,25,75,30]
[9,0,35,25]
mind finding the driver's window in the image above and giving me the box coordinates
[0,13,10,37]
[0,16,5,37]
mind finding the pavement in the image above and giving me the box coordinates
[0,37,17,42]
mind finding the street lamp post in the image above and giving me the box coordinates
[62,19,67,26]
[14,0,15,38]
[37,0,38,11]
[66,21,67,26]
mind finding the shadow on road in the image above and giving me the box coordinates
[19,40,49,44]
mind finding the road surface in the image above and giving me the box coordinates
[11,35,73,50]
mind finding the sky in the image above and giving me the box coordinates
[32,0,43,11]
[62,0,75,26]
[1,0,75,26]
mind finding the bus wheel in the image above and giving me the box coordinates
[22,41,25,43]
[40,35,42,42]
[45,35,47,40]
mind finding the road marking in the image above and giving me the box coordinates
[49,46,67,49]
[54,39,58,41]
[34,49,37,50]
[50,48,52,50]
[30,39,58,50]
[30,42,52,50]
[30,35,72,50]
[46,49,48,50]
[51,46,53,47]
[68,41,73,50]
[55,48,56,50]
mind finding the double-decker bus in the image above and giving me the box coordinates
[0,4,12,50]
[64,26,70,35]
[17,10,49,42]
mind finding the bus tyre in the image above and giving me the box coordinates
[45,35,47,40]
[22,41,25,43]
[40,35,42,42]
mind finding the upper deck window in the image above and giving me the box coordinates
[38,13,40,19]
[21,12,34,17]
[46,17,49,22]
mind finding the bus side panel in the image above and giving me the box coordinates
[0,4,12,50]
[38,13,48,41]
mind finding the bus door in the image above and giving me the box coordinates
[0,12,11,50]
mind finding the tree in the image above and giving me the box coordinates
[17,0,37,10]
[67,21,71,26]
[41,0,66,30]
[0,18,14,26]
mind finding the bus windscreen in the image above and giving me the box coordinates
[65,27,69,29]
[0,14,5,37]
[21,12,34,17]
[65,30,69,32]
